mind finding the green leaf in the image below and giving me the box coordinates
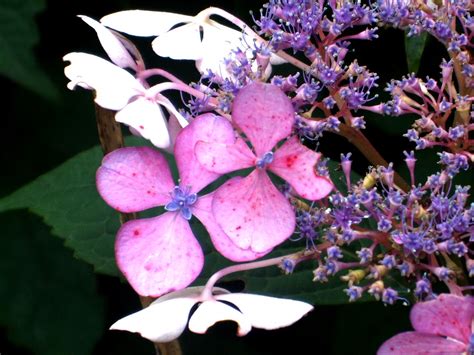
[405,31,428,74]
[0,210,105,355]
[0,142,120,276]
[0,0,59,100]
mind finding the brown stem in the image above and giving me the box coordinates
[94,102,182,355]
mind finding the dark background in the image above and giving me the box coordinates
[1,0,436,353]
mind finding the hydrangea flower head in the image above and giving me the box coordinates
[195,82,333,253]
[110,287,314,342]
[96,114,266,296]
[378,294,474,354]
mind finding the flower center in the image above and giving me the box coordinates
[165,186,197,220]
[256,151,274,169]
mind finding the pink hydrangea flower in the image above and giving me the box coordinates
[96,114,266,297]
[110,286,314,342]
[195,82,333,254]
[378,293,474,354]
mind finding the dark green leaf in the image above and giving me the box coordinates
[0,0,59,99]
[0,210,104,355]
[0,142,120,276]
[405,31,428,74]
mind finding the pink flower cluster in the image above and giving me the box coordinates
[97,82,333,296]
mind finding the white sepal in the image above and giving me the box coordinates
[101,10,192,36]
[216,293,314,330]
[78,15,138,70]
[188,300,252,336]
[63,52,142,110]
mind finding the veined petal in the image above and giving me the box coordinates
[78,15,137,70]
[101,10,192,36]
[195,139,255,174]
[110,297,197,343]
[212,170,295,253]
[152,23,203,60]
[115,97,170,148]
[410,294,474,344]
[193,193,269,261]
[63,52,143,110]
[377,331,467,355]
[175,114,234,193]
[270,136,333,200]
[116,212,204,297]
[188,300,252,336]
[96,147,174,212]
[232,83,294,157]
[216,293,313,330]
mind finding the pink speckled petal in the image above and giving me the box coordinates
[216,293,313,331]
[96,147,174,212]
[116,212,204,297]
[232,83,294,157]
[193,114,255,174]
[411,294,474,344]
[270,136,333,200]
[175,114,237,193]
[188,300,252,336]
[212,170,295,253]
[377,331,467,355]
[193,193,269,261]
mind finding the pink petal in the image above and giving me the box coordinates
[175,114,237,193]
[216,293,313,330]
[115,212,204,297]
[377,331,467,355]
[232,83,294,157]
[193,193,269,261]
[96,147,174,212]
[212,170,295,253]
[269,136,333,200]
[115,97,171,148]
[411,294,474,344]
[188,300,252,336]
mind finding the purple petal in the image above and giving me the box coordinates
[96,147,175,212]
[193,193,269,261]
[411,294,474,344]
[270,136,333,200]
[175,113,237,193]
[212,170,295,253]
[115,212,204,297]
[377,331,467,355]
[232,83,294,157]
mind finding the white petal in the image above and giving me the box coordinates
[196,21,243,76]
[63,52,143,110]
[152,23,203,60]
[269,53,287,65]
[188,300,252,336]
[157,95,189,128]
[216,293,314,330]
[151,286,230,305]
[115,97,170,148]
[78,15,137,70]
[101,10,192,36]
[110,297,197,342]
